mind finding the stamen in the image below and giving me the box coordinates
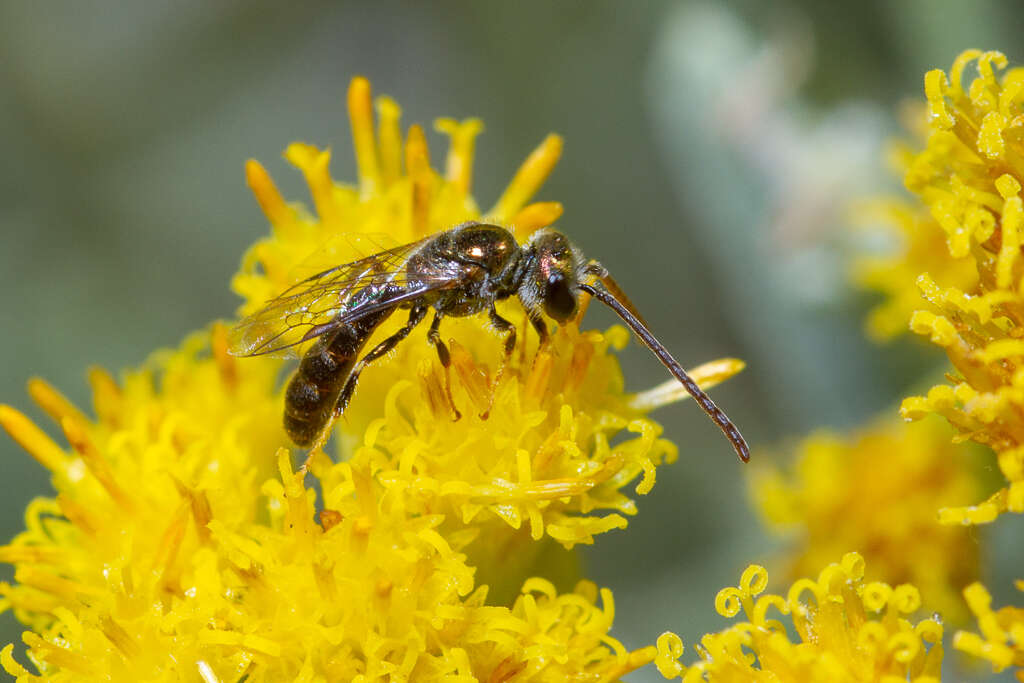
[376,96,403,187]
[57,494,99,536]
[347,76,380,198]
[151,502,189,579]
[100,615,140,658]
[61,417,134,510]
[950,49,983,96]
[0,644,32,677]
[510,201,564,239]
[488,134,563,222]
[87,366,122,426]
[405,124,433,237]
[629,358,747,411]
[21,632,92,674]
[435,117,484,194]
[0,405,70,473]
[524,349,554,405]
[245,159,295,228]
[171,476,213,543]
[27,378,88,428]
[211,322,238,389]
[450,341,490,413]
[285,143,339,227]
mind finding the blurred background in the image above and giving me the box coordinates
[1,1,1021,680]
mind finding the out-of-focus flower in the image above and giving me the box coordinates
[852,100,981,342]
[0,77,744,680]
[954,581,1024,679]
[751,416,982,622]
[860,49,1024,523]
[654,552,944,682]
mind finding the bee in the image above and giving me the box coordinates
[229,221,749,463]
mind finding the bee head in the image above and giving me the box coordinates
[520,228,586,324]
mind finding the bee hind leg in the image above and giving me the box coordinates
[298,306,428,472]
[299,424,335,473]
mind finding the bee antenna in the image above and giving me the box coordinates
[578,280,750,463]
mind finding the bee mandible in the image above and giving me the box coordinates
[229,221,750,463]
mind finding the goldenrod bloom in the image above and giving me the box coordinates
[654,553,944,682]
[864,50,1024,522]
[234,78,743,565]
[0,77,743,680]
[954,581,1024,679]
[752,416,982,622]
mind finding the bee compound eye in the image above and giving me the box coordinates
[543,273,577,323]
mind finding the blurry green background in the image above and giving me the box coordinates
[1,1,1021,680]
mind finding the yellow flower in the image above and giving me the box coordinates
[233,77,744,572]
[954,581,1024,679]
[654,553,944,682]
[852,198,978,342]
[868,49,1024,522]
[751,416,983,622]
[0,76,744,680]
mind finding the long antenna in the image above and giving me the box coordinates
[579,281,750,462]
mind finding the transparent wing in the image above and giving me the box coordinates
[228,236,459,358]
[286,232,402,283]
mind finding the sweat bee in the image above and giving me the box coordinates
[229,221,749,463]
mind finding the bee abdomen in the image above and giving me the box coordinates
[283,308,394,448]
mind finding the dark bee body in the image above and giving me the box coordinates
[230,221,750,462]
[283,303,396,447]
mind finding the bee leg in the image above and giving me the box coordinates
[339,304,430,415]
[427,312,461,421]
[299,426,334,473]
[482,305,516,420]
[530,313,549,348]
[524,312,551,374]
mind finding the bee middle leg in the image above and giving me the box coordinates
[427,312,461,421]
[482,305,517,420]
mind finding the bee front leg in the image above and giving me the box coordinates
[482,305,516,420]
[427,312,461,421]
[529,313,549,348]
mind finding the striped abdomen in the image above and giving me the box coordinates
[283,307,394,447]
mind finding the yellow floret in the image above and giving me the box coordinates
[655,553,944,682]
[954,581,1024,679]
[751,416,984,622]
[861,50,1024,522]
[0,76,746,681]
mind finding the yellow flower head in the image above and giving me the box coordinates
[0,77,744,680]
[231,77,743,557]
[751,416,983,622]
[866,50,1024,522]
[954,581,1024,679]
[654,553,944,683]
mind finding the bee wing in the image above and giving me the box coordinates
[228,237,460,358]
[286,232,402,283]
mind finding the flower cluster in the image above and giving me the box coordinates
[848,48,1024,682]
[751,416,982,622]
[864,50,1024,523]
[954,581,1024,679]
[0,77,743,681]
[654,553,944,682]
